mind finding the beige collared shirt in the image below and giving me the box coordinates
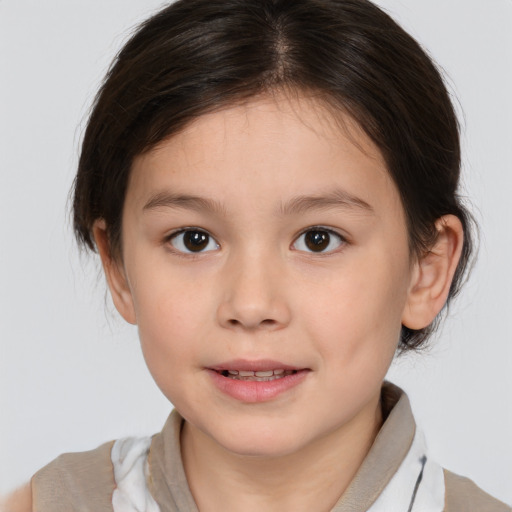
[32,382,511,511]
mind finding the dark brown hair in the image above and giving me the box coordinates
[73,0,474,352]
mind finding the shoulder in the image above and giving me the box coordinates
[31,440,115,512]
[443,469,511,512]
[1,483,32,512]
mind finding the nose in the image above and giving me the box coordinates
[216,251,291,332]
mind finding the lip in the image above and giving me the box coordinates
[207,359,310,403]
[209,359,302,372]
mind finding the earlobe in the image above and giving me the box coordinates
[402,215,464,330]
[92,220,137,325]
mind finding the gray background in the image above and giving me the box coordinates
[1,0,511,504]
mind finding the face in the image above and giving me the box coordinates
[114,95,416,457]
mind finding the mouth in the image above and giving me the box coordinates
[207,361,309,402]
[214,369,298,382]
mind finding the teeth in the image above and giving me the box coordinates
[219,369,297,381]
[255,371,274,377]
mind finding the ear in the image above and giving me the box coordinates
[402,215,464,330]
[92,219,137,325]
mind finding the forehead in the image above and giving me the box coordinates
[127,94,401,219]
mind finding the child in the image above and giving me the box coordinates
[4,0,510,510]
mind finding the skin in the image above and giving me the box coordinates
[6,94,463,511]
[0,484,32,512]
[97,94,463,511]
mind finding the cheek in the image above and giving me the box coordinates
[301,250,409,365]
[129,266,213,389]
[129,246,207,330]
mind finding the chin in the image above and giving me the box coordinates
[211,421,311,459]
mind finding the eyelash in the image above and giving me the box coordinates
[165,226,347,256]
[292,227,347,254]
[166,228,219,256]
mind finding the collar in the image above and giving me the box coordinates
[332,381,416,510]
[147,381,419,512]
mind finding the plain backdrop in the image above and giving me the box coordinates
[1,0,511,505]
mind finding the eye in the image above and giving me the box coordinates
[292,228,345,253]
[169,229,219,253]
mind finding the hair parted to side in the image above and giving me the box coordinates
[72,0,475,353]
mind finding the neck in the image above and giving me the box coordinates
[181,394,383,512]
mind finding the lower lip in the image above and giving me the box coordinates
[207,369,309,403]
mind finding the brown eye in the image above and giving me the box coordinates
[293,228,344,253]
[170,230,219,253]
[306,231,330,251]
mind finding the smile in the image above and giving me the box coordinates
[207,362,309,402]
[217,369,297,381]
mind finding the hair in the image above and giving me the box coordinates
[72,0,474,353]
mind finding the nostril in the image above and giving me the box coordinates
[227,318,277,328]
[217,299,291,331]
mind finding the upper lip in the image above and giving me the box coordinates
[208,359,305,372]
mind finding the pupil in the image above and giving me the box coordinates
[305,231,330,252]
[184,231,208,252]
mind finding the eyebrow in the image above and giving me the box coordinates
[143,188,374,216]
[143,192,227,215]
[278,189,374,216]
